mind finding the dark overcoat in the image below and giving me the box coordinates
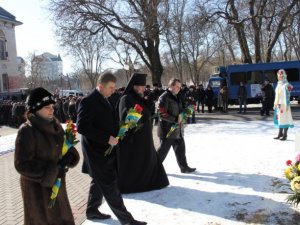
[117,90,169,193]
[76,89,119,174]
[157,90,185,139]
[14,114,79,225]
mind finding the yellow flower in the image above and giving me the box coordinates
[285,167,296,180]
[298,164,300,171]
[291,176,300,193]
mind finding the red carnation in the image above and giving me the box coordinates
[134,104,143,113]
[286,160,292,166]
[159,107,168,117]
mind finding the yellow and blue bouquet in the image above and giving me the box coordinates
[104,104,143,156]
[166,105,194,138]
[49,120,79,208]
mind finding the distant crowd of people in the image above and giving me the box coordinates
[0,79,278,129]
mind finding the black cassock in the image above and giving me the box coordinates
[117,90,169,193]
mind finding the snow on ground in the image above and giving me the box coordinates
[2,120,300,224]
[81,120,300,225]
[0,133,16,155]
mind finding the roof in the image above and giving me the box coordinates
[0,7,22,25]
[42,52,62,62]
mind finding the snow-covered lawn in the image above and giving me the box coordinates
[81,120,300,225]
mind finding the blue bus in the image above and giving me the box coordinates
[208,60,300,105]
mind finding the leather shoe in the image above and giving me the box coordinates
[274,136,282,140]
[124,219,147,225]
[86,210,111,220]
[181,166,196,173]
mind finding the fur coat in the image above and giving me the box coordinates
[14,114,79,225]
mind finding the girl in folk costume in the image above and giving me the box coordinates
[14,87,79,225]
[273,69,294,141]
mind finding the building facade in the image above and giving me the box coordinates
[31,52,63,80]
[0,7,22,93]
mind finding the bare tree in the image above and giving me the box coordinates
[59,31,107,89]
[108,41,140,82]
[163,0,187,81]
[182,15,217,85]
[27,52,47,88]
[48,0,169,85]
[200,0,300,63]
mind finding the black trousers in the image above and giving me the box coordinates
[83,150,134,224]
[157,138,188,169]
[261,98,272,115]
[86,178,103,213]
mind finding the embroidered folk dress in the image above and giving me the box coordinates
[273,80,294,128]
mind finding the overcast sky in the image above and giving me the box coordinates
[1,0,73,73]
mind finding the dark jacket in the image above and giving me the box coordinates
[117,90,169,193]
[262,83,274,99]
[77,89,119,174]
[237,85,247,99]
[157,90,184,139]
[14,114,79,225]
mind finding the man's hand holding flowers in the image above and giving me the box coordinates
[166,105,194,138]
[108,136,119,146]
[104,104,143,156]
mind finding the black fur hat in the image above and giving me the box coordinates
[26,87,55,113]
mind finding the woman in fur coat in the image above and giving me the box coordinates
[14,87,80,225]
[273,69,294,141]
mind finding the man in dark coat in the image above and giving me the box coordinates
[260,79,275,116]
[157,78,196,173]
[77,72,146,225]
[196,84,206,113]
[117,73,169,193]
[237,81,247,114]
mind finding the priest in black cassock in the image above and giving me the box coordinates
[117,73,169,193]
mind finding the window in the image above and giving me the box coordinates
[230,72,247,85]
[265,68,299,82]
[210,80,221,88]
[264,70,277,83]
[285,68,299,81]
[2,73,9,91]
[0,30,7,60]
[246,71,263,84]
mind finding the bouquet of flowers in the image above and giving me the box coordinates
[284,153,300,206]
[165,105,194,138]
[49,120,79,208]
[104,104,143,156]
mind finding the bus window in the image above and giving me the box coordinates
[264,70,277,83]
[210,80,221,88]
[246,71,263,84]
[230,72,247,85]
[265,68,299,82]
[285,68,299,81]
